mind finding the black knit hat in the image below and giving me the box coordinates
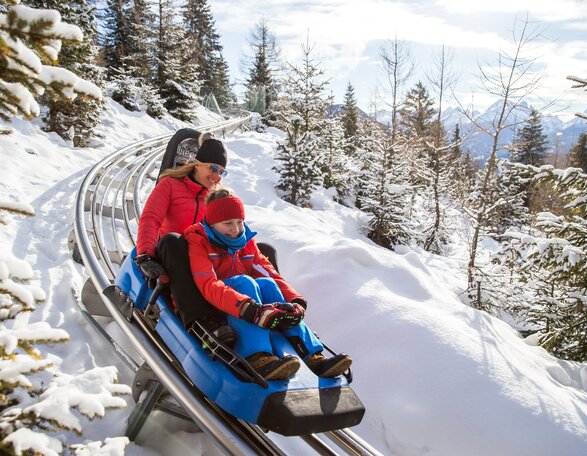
[196,139,227,168]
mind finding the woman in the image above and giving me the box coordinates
[184,188,353,381]
[135,132,234,344]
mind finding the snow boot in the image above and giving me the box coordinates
[246,352,300,381]
[306,352,352,378]
[192,315,237,349]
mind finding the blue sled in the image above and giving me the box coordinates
[109,249,365,436]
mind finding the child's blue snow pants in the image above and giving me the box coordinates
[223,275,323,359]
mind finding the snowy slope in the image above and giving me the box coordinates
[1,99,586,456]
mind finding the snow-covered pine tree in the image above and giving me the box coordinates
[0,0,101,124]
[354,115,378,210]
[26,0,104,147]
[568,133,587,173]
[493,159,531,233]
[357,123,411,249]
[340,82,360,157]
[125,0,156,81]
[397,81,437,187]
[273,38,329,207]
[509,109,549,209]
[243,18,281,120]
[105,0,165,118]
[154,0,200,121]
[448,124,478,205]
[273,116,324,208]
[0,202,131,455]
[511,108,549,166]
[516,165,587,361]
[396,81,447,250]
[275,38,328,136]
[182,0,232,108]
[100,0,129,76]
[321,106,354,205]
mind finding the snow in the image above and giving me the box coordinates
[1,99,586,455]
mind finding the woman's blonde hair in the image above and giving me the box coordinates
[159,132,216,180]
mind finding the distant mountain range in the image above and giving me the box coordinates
[330,102,587,163]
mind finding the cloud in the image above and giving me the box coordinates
[211,0,587,113]
[435,0,587,22]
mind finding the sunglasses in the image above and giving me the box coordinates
[208,164,228,177]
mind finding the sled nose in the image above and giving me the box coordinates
[256,386,365,436]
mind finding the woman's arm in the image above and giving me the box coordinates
[136,179,173,257]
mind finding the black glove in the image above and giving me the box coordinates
[239,300,294,329]
[134,254,166,289]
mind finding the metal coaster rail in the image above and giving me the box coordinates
[73,115,383,456]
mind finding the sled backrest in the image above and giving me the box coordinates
[157,128,202,183]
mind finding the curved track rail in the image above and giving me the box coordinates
[73,117,383,456]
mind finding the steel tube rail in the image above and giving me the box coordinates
[323,429,384,456]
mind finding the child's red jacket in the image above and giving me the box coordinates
[184,223,304,318]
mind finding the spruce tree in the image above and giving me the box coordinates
[27,0,104,147]
[321,111,353,205]
[340,82,360,157]
[275,39,328,136]
[398,81,437,186]
[101,0,129,76]
[568,133,587,173]
[0,0,101,122]
[273,117,324,207]
[357,122,411,249]
[125,0,156,81]
[154,0,200,121]
[272,38,330,207]
[511,108,549,166]
[243,18,280,118]
[398,81,436,142]
[183,0,231,108]
[493,159,531,233]
[105,0,165,118]
[523,165,587,361]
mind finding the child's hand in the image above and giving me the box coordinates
[239,300,291,329]
[278,303,305,329]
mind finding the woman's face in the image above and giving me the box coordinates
[194,163,225,189]
[211,219,244,239]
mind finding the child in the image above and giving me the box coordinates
[184,188,352,381]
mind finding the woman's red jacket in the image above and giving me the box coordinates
[136,176,208,257]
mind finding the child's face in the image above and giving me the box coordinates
[211,219,244,239]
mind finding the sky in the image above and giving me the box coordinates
[1,100,587,454]
[210,0,587,117]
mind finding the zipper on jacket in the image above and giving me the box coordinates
[192,186,204,224]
